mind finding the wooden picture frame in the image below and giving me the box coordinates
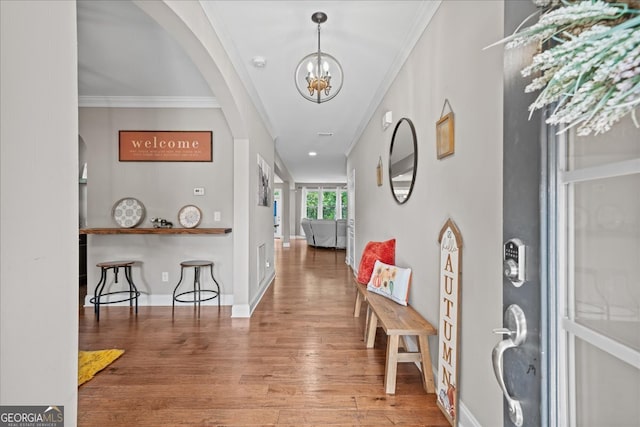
[436,112,455,159]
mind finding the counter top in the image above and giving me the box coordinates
[80,228,232,235]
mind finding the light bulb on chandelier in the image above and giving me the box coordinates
[295,12,343,103]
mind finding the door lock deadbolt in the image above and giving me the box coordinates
[503,259,519,281]
[504,238,526,287]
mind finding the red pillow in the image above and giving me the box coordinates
[356,239,396,284]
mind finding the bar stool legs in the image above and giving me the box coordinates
[172,260,221,313]
[90,260,140,321]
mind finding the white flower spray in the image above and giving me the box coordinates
[492,0,640,135]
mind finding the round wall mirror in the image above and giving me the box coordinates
[388,117,417,204]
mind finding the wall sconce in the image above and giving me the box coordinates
[382,111,393,131]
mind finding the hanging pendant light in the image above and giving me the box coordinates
[294,12,343,104]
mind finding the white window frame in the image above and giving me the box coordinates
[554,134,640,427]
[301,186,347,221]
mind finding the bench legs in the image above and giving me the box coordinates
[365,310,378,348]
[354,291,363,317]
[355,289,377,345]
[418,334,436,394]
[383,333,435,395]
[385,335,400,394]
[353,285,435,395]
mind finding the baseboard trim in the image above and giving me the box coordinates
[84,293,233,307]
[249,270,275,315]
[231,304,251,318]
[458,401,482,427]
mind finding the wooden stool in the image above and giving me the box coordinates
[172,260,221,311]
[90,260,140,321]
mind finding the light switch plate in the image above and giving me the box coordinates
[214,211,221,221]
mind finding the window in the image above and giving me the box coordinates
[305,189,318,219]
[302,186,348,221]
[322,190,336,219]
[341,190,348,220]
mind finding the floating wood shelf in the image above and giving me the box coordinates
[80,228,232,235]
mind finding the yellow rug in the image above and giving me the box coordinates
[78,349,124,386]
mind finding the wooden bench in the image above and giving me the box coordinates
[354,281,437,394]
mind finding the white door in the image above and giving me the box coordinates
[553,120,640,426]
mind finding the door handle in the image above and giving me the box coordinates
[492,304,526,427]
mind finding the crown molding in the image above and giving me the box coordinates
[78,96,220,109]
[201,3,277,139]
[345,1,442,157]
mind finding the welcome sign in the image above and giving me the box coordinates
[436,218,463,426]
[119,131,212,162]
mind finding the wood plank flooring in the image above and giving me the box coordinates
[78,239,449,426]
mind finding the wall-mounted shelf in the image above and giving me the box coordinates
[80,227,232,235]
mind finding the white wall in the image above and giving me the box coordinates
[79,107,234,302]
[132,1,276,317]
[247,118,277,309]
[0,0,79,423]
[347,1,504,426]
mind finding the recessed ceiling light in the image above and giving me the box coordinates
[308,151,317,157]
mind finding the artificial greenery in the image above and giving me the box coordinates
[499,0,639,136]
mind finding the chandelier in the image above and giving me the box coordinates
[294,12,343,103]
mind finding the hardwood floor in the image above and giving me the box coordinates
[78,239,449,426]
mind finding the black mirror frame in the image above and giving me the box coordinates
[388,117,418,205]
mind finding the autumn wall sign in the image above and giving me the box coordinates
[436,218,462,426]
[119,131,212,162]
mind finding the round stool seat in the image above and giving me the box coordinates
[172,260,221,312]
[97,260,136,268]
[180,260,213,268]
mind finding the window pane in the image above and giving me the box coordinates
[306,191,318,219]
[341,191,348,219]
[574,337,640,427]
[322,190,336,220]
[572,173,640,351]
[568,118,640,170]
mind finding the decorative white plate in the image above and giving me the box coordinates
[112,198,145,228]
[178,205,202,228]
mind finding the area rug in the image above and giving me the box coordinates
[78,349,124,386]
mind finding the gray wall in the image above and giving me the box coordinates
[247,116,277,307]
[1,0,79,422]
[79,107,234,301]
[347,1,504,425]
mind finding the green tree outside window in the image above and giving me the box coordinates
[306,191,318,219]
[323,191,336,219]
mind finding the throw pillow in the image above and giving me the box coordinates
[356,238,396,284]
[367,260,412,306]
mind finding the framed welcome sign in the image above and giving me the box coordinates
[119,130,212,162]
[436,218,463,426]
